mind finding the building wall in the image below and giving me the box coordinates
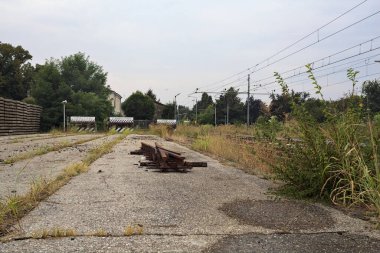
[108,92,123,116]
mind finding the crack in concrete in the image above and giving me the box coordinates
[3,230,358,243]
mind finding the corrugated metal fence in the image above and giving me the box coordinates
[0,97,42,136]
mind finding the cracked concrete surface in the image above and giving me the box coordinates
[1,134,380,252]
[0,134,116,199]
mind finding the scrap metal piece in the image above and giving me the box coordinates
[131,142,208,172]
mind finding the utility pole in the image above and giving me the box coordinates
[195,98,198,124]
[174,93,181,122]
[214,104,217,127]
[247,74,250,127]
[62,100,67,132]
[226,103,229,124]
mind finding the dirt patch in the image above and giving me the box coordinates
[219,199,334,231]
[203,232,380,253]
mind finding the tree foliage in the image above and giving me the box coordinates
[244,97,267,124]
[362,79,380,114]
[0,42,34,100]
[122,91,155,120]
[269,91,309,121]
[215,87,245,124]
[145,89,157,102]
[195,92,213,111]
[32,53,112,130]
[162,102,175,119]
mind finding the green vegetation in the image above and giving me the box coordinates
[32,53,112,131]
[150,71,380,219]
[122,91,155,120]
[272,68,380,216]
[0,43,34,101]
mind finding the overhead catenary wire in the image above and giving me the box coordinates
[193,0,372,93]
[206,11,380,94]
[221,36,380,93]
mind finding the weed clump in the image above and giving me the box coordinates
[272,67,380,216]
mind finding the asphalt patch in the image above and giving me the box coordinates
[219,199,334,231]
[203,232,380,253]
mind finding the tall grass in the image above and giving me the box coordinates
[273,68,380,215]
[150,124,277,175]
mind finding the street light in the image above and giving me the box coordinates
[375,60,380,63]
[174,93,181,122]
[188,95,198,124]
[62,100,67,132]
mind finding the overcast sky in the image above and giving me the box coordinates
[1,0,379,106]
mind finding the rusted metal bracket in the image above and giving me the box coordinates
[130,142,207,172]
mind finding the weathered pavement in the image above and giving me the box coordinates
[1,134,380,252]
[0,134,116,199]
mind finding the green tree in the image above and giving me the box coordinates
[162,102,175,119]
[69,92,112,127]
[145,89,157,102]
[215,87,244,124]
[122,91,155,120]
[362,79,380,114]
[195,92,213,111]
[303,98,326,122]
[32,53,112,130]
[177,105,191,121]
[0,42,34,100]
[198,104,215,125]
[60,52,109,98]
[244,97,267,124]
[269,91,309,121]
[32,61,72,130]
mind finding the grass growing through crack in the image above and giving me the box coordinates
[31,228,77,239]
[124,225,143,236]
[0,134,127,236]
[90,228,109,237]
[4,136,103,164]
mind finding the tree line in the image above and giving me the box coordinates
[1,42,379,130]
[0,42,113,130]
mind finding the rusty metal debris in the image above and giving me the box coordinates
[131,142,207,172]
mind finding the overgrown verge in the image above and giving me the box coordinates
[149,124,277,175]
[0,133,127,236]
[4,135,103,164]
[272,67,380,217]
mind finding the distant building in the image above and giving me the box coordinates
[154,101,164,120]
[108,90,123,116]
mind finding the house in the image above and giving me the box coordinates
[108,90,124,116]
[153,100,164,120]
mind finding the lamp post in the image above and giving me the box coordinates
[62,100,67,132]
[174,93,181,122]
[188,95,198,124]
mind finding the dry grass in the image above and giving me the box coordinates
[0,133,127,236]
[31,228,77,239]
[124,225,144,236]
[191,135,275,175]
[150,124,277,175]
[4,135,103,164]
[90,228,109,237]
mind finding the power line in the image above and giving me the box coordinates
[266,61,378,92]
[304,71,380,93]
[194,0,371,92]
[243,37,380,90]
